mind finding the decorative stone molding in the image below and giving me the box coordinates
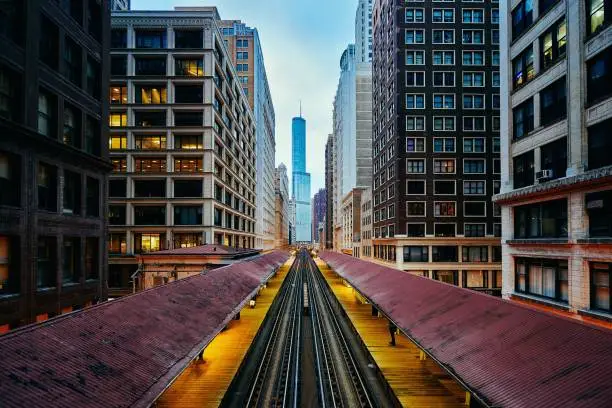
[585,25,612,60]
[586,96,612,127]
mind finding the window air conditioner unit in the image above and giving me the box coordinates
[536,169,553,181]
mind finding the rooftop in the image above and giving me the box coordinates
[142,244,261,258]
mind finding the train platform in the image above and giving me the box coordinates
[155,257,294,407]
[315,258,467,408]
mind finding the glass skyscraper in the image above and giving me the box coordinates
[292,117,312,242]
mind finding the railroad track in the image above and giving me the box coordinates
[222,249,396,408]
[245,253,303,408]
[305,251,374,408]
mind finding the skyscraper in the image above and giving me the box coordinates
[355,0,373,63]
[325,134,335,250]
[370,0,502,291]
[111,0,130,11]
[292,116,312,242]
[108,8,257,295]
[0,0,111,330]
[274,164,289,249]
[496,0,612,321]
[312,189,327,243]
[220,20,276,250]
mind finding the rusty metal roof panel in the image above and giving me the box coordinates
[319,251,612,408]
[0,250,289,408]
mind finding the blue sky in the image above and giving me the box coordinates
[131,0,358,194]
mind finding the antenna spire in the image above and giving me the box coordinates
[299,100,302,118]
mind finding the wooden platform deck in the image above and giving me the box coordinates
[154,258,294,408]
[315,258,468,408]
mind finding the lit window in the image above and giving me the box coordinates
[109,112,127,127]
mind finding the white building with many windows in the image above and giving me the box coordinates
[496,0,612,322]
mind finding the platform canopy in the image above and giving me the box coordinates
[319,251,612,408]
[0,251,290,408]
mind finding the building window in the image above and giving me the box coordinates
[463,72,484,87]
[465,223,486,237]
[591,262,612,313]
[540,137,567,181]
[111,55,127,76]
[407,180,425,194]
[407,223,426,237]
[405,29,425,44]
[174,233,203,249]
[37,236,57,288]
[541,19,567,70]
[135,57,167,76]
[86,57,100,100]
[587,47,612,105]
[134,158,166,173]
[492,72,500,87]
[433,137,455,152]
[406,159,425,174]
[63,105,80,147]
[434,180,455,195]
[38,163,57,211]
[62,237,80,284]
[134,180,165,198]
[513,98,534,140]
[464,159,485,174]
[404,246,428,262]
[464,271,488,288]
[135,111,166,127]
[63,170,81,215]
[175,58,204,76]
[433,71,455,87]
[109,112,127,127]
[111,158,127,173]
[463,116,485,131]
[407,202,426,216]
[433,50,455,65]
[432,8,454,22]
[174,158,203,173]
[109,179,126,197]
[0,236,19,294]
[110,86,127,104]
[492,9,500,23]
[37,90,56,138]
[108,205,126,225]
[0,65,19,122]
[465,201,486,216]
[406,116,425,130]
[462,9,484,23]
[63,37,81,87]
[110,28,127,48]
[512,0,534,39]
[86,177,99,217]
[175,29,203,48]
[586,190,612,237]
[432,246,458,262]
[406,94,425,109]
[462,29,484,44]
[433,94,455,109]
[135,29,167,48]
[464,138,485,153]
[134,206,166,226]
[462,51,484,66]
[463,94,485,109]
[514,199,568,239]
[539,0,558,15]
[135,135,166,150]
[433,29,455,44]
[175,134,203,149]
[434,159,455,174]
[40,15,59,69]
[492,50,500,66]
[175,85,204,104]
[109,135,127,150]
[406,8,425,22]
[174,206,203,225]
[513,150,535,188]
[462,247,488,263]
[464,181,485,195]
[433,116,455,131]
[588,0,612,36]
[85,237,98,280]
[135,85,167,104]
[540,77,567,126]
[513,46,535,88]
[174,111,203,126]
[434,201,456,217]
[135,233,163,253]
[406,137,425,152]
[0,151,20,207]
[515,258,568,302]
[588,118,612,169]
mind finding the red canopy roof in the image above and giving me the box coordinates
[319,251,612,408]
[0,251,289,408]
